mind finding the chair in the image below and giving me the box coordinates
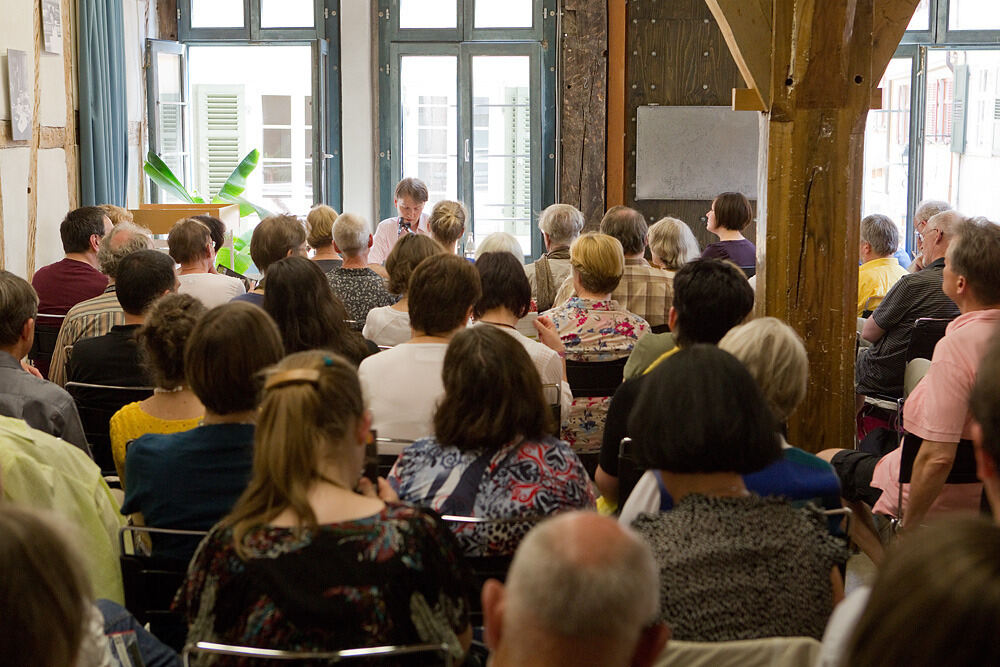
[66,382,155,474]
[565,357,627,398]
[616,437,645,510]
[906,317,951,361]
[182,641,453,665]
[650,323,672,335]
[374,437,414,476]
[896,433,979,526]
[27,313,65,379]
[541,382,561,435]
[653,636,820,667]
[738,265,756,279]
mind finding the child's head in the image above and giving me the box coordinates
[394,178,429,224]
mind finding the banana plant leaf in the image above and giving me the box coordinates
[216,247,255,275]
[217,191,273,219]
[233,228,254,253]
[143,152,195,204]
[211,149,259,203]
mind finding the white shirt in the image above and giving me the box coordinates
[358,342,447,444]
[363,306,412,347]
[369,213,431,265]
[177,272,246,309]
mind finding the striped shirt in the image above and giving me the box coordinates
[48,287,125,386]
[552,257,674,326]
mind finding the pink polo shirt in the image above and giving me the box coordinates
[369,213,431,265]
[871,308,1000,517]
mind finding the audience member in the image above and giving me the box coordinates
[169,218,245,308]
[190,214,226,256]
[97,203,134,226]
[263,256,373,364]
[524,204,584,311]
[388,326,594,555]
[233,214,308,307]
[121,302,284,560]
[358,253,480,442]
[856,210,961,400]
[31,206,112,316]
[700,192,756,270]
[305,204,342,273]
[821,218,1000,527]
[327,212,397,331]
[971,331,1000,515]
[67,250,177,388]
[109,294,207,485]
[857,213,908,316]
[482,512,669,667]
[474,231,525,262]
[0,271,87,452]
[544,232,649,451]
[48,222,154,385]
[907,199,952,272]
[174,351,471,660]
[552,207,674,327]
[370,177,431,264]
[629,346,845,641]
[429,200,467,254]
[646,216,700,274]
[362,233,441,346]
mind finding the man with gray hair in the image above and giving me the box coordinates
[327,212,396,331]
[0,271,88,453]
[48,222,153,385]
[524,203,585,312]
[857,213,908,316]
[908,199,952,272]
[482,512,669,667]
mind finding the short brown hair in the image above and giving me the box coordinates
[394,177,429,203]
[306,204,338,248]
[385,234,442,295]
[167,218,212,264]
[570,233,625,294]
[184,302,284,415]
[429,200,467,246]
[948,217,1000,305]
[600,206,647,255]
[408,253,481,336]
[434,326,552,452]
[0,271,38,346]
[250,215,306,274]
[138,293,207,389]
[713,192,753,231]
[97,203,133,225]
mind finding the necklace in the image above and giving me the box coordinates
[153,385,186,394]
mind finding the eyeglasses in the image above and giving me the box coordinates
[918,227,941,241]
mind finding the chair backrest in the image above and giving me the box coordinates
[182,641,453,665]
[66,382,155,474]
[650,323,672,335]
[653,636,821,667]
[27,313,65,378]
[738,265,756,279]
[898,433,978,487]
[903,358,932,397]
[906,317,952,362]
[565,357,627,398]
[541,382,561,436]
[616,437,645,510]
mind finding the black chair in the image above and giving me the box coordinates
[906,317,952,362]
[65,382,155,474]
[895,433,979,526]
[739,265,756,279]
[650,323,672,335]
[565,357,627,398]
[616,437,645,510]
[182,642,453,665]
[27,313,65,379]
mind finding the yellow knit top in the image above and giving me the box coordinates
[109,401,203,486]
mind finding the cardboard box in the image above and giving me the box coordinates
[129,204,241,236]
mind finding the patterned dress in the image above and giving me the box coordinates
[326,267,397,331]
[388,436,596,556]
[543,297,649,451]
[173,504,470,665]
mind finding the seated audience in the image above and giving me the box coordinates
[544,232,649,451]
[482,511,669,667]
[475,231,525,262]
[121,302,284,560]
[474,251,572,421]
[370,177,432,264]
[552,206,673,327]
[524,203,585,312]
[263,256,374,364]
[233,214,308,307]
[972,331,1000,515]
[169,218,245,307]
[388,326,594,555]
[629,346,846,641]
[362,233,441,347]
[429,200,467,254]
[68,249,177,388]
[31,206,112,317]
[907,199,952,273]
[857,213,908,316]
[191,214,226,258]
[49,222,154,385]
[327,212,397,331]
[646,216,700,274]
[174,351,471,660]
[856,210,961,400]
[821,218,1000,527]
[305,204,343,273]
[97,203,134,226]
[0,271,87,452]
[109,294,207,485]
[358,254,480,442]
[700,192,756,270]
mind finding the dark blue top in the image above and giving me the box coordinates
[231,291,264,307]
[121,423,255,560]
[701,239,757,268]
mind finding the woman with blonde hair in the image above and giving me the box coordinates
[429,200,467,254]
[647,217,699,273]
[306,204,342,273]
[175,351,471,661]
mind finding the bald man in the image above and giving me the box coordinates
[482,512,669,667]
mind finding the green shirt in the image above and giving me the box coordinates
[624,332,677,379]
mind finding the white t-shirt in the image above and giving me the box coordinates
[177,272,246,309]
[358,342,447,445]
[363,306,412,347]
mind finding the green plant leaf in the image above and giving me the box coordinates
[211,149,260,202]
[143,158,196,204]
[217,191,273,219]
[216,247,254,275]
[233,228,254,252]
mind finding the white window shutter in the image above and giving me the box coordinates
[193,84,246,199]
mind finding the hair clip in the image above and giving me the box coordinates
[323,355,335,367]
[264,368,321,391]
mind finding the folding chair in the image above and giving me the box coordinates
[66,382,155,474]
[738,265,756,279]
[374,437,415,476]
[182,641,453,665]
[616,437,645,510]
[27,313,65,379]
[565,357,628,398]
[894,434,979,529]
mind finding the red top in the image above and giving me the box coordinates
[31,258,109,316]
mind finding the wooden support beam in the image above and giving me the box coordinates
[27,0,42,278]
[732,88,766,111]
[62,0,78,211]
[705,0,772,110]
[606,0,626,208]
[873,0,924,81]
[157,0,178,41]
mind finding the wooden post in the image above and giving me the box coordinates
[606,0,626,208]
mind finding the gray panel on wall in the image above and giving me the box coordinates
[635,105,759,200]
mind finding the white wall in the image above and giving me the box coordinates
[340,0,377,229]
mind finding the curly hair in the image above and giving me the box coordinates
[138,293,208,389]
[385,234,442,295]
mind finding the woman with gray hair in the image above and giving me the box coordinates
[525,203,585,311]
[646,217,700,273]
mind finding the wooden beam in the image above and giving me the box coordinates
[62,0,78,211]
[27,0,42,278]
[732,87,766,111]
[704,0,772,110]
[157,0,178,41]
[606,0,626,208]
[873,0,923,81]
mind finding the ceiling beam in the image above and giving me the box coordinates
[705,0,773,110]
[873,0,924,80]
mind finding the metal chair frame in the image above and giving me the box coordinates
[182,641,453,665]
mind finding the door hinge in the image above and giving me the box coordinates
[386,7,390,21]
[387,148,391,161]
[177,8,181,20]
[324,8,329,19]
[385,61,390,75]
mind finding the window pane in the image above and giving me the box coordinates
[399,0,457,29]
[262,95,291,125]
[304,95,313,125]
[949,0,1000,30]
[263,128,292,158]
[862,58,912,249]
[475,0,533,29]
[907,0,929,31]
[471,56,532,254]
[261,0,314,28]
[263,165,292,184]
[191,0,244,28]
[400,56,458,205]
